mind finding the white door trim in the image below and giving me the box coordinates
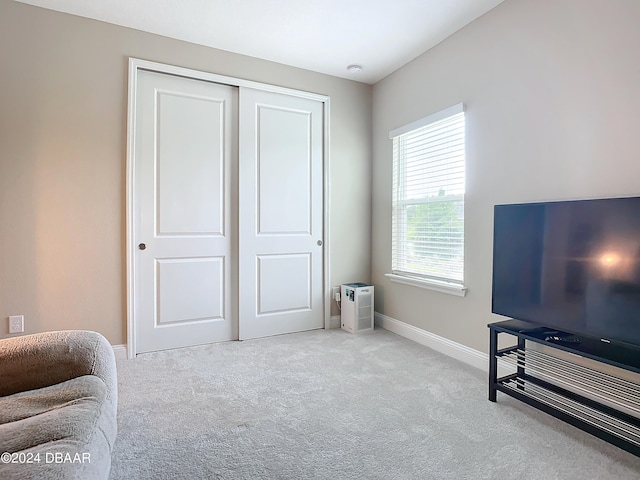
[126,58,331,359]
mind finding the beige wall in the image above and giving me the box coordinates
[0,1,372,345]
[372,0,640,353]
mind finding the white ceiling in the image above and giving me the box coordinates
[16,0,505,84]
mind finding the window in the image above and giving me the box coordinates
[388,104,466,295]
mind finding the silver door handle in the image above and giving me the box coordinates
[317,240,323,246]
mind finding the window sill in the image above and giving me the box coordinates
[385,273,467,297]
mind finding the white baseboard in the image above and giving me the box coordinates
[375,312,492,373]
[112,344,127,360]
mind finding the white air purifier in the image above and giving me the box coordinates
[341,283,374,333]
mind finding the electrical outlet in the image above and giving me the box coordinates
[332,286,341,303]
[9,315,24,334]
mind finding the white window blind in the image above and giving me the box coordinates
[390,104,465,286]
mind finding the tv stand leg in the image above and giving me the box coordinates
[517,336,525,391]
[489,327,498,402]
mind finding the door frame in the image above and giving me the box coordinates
[126,58,331,359]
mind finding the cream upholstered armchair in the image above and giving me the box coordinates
[0,330,117,480]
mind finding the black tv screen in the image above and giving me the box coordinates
[492,196,640,349]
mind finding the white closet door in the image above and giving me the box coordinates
[238,88,324,340]
[134,70,237,354]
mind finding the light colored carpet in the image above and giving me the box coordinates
[110,328,640,479]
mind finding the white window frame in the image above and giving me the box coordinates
[386,104,467,297]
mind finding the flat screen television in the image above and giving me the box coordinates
[492,196,640,350]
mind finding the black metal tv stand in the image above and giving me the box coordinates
[489,319,640,456]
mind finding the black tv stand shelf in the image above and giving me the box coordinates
[489,319,640,456]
